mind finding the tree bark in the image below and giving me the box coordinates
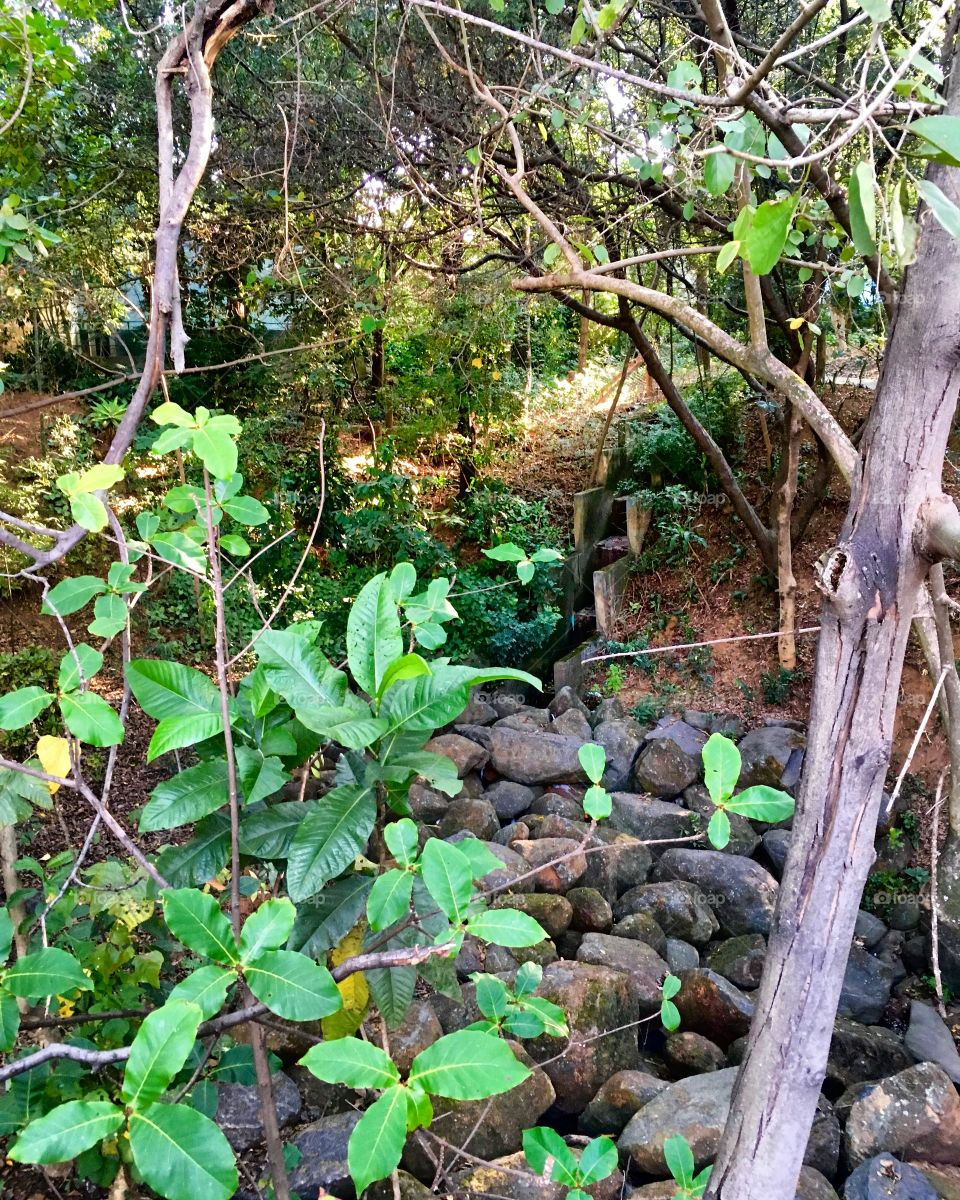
[707,56,960,1200]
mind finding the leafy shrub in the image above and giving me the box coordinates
[458,479,567,554]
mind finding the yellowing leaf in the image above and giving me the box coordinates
[788,317,805,330]
[37,735,71,794]
[322,925,369,1040]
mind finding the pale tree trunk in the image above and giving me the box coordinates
[707,53,960,1200]
[578,290,590,372]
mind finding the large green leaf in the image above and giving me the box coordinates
[239,898,296,962]
[8,1101,125,1164]
[3,948,91,999]
[703,149,735,196]
[155,813,230,887]
[523,1126,579,1183]
[236,747,289,806]
[41,576,105,617]
[60,691,123,747]
[192,425,237,480]
[726,785,795,823]
[126,660,224,721]
[420,839,473,924]
[0,990,20,1051]
[58,645,104,693]
[347,1085,409,1196]
[346,572,404,697]
[0,907,12,962]
[0,687,53,731]
[367,868,414,931]
[140,760,230,832]
[918,179,960,241]
[128,1102,237,1200]
[365,928,418,1028]
[162,889,239,964]
[702,733,741,806]
[408,1030,530,1099]
[121,1001,202,1108]
[287,873,372,956]
[381,666,540,736]
[743,194,797,274]
[244,948,342,1019]
[300,1037,400,1089]
[909,115,960,166]
[296,699,388,751]
[255,629,347,710]
[286,783,377,901]
[466,908,547,948]
[239,800,319,859]
[168,965,235,1020]
[848,160,877,256]
[147,713,225,762]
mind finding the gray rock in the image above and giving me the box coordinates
[582,829,652,900]
[425,733,489,776]
[608,793,698,842]
[672,969,755,1048]
[665,937,700,972]
[593,718,646,791]
[614,881,719,946]
[579,1069,666,1136]
[610,912,667,956]
[737,726,805,789]
[905,1000,960,1083]
[497,709,551,733]
[663,1031,726,1075]
[845,1062,960,1167]
[567,887,614,933]
[388,1000,443,1075]
[645,717,708,759]
[552,707,593,741]
[529,792,584,820]
[761,828,791,878]
[409,782,449,824]
[797,1167,840,1200]
[619,1067,739,1173]
[855,910,889,948]
[525,961,640,1113]
[439,797,500,841]
[486,781,537,820]
[489,727,588,785]
[652,850,779,936]
[454,1150,623,1200]
[705,934,767,990]
[826,1019,914,1089]
[594,697,626,723]
[289,1111,361,1198]
[807,1095,841,1179]
[550,685,590,718]
[512,838,587,893]
[633,738,701,797]
[576,933,670,1013]
[455,724,494,750]
[844,1155,939,1199]
[472,842,536,894]
[216,1071,301,1152]
[458,694,499,726]
[839,946,895,1025]
[491,892,574,940]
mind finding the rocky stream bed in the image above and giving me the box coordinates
[220,688,960,1200]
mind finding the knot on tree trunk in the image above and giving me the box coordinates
[915,494,960,564]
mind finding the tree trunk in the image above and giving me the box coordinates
[707,58,960,1199]
[578,290,590,371]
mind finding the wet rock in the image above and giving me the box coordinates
[826,1019,914,1089]
[576,933,669,1012]
[737,725,805,789]
[593,718,645,791]
[487,781,537,821]
[843,1155,938,1199]
[567,887,614,933]
[579,1070,667,1136]
[388,1000,443,1075]
[513,838,587,893]
[672,969,755,1048]
[845,1062,960,1167]
[426,733,489,777]
[705,934,767,990]
[439,798,500,841]
[608,793,698,842]
[905,1000,960,1083]
[491,893,574,940]
[289,1111,361,1199]
[839,946,896,1025]
[610,912,667,957]
[683,784,760,857]
[614,881,719,946]
[632,738,701,797]
[216,1072,301,1152]
[665,937,700,972]
[663,1031,726,1075]
[526,961,640,1113]
[552,708,593,741]
[619,1067,739,1173]
[652,850,779,936]
[906,1163,960,1199]
[455,724,494,751]
[490,728,587,785]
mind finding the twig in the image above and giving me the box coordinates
[929,768,949,1019]
[582,625,822,663]
[889,667,950,811]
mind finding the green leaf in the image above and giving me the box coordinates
[475,973,511,1019]
[726,785,795,823]
[236,747,290,806]
[0,907,12,962]
[152,401,195,427]
[583,785,611,820]
[168,965,235,1020]
[256,629,347,710]
[60,691,123,747]
[891,180,920,266]
[543,243,561,266]
[147,713,225,762]
[367,868,414,931]
[69,492,109,532]
[523,1127,579,1183]
[347,1085,409,1196]
[515,560,535,583]
[716,240,741,274]
[240,898,296,962]
[192,426,237,480]
[9,1101,125,1164]
[455,837,504,880]
[156,813,231,888]
[296,702,388,750]
[420,839,473,924]
[848,160,877,255]
[483,542,526,563]
[704,150,735,196]
[74,464,125,493]
[578,743,605,785]
[918,179,960,241]
[707,808,731,850]
[389,561,417,601]
[514,961,542,998]
[122,1001,202,1108]
[744,194,797,274]
[857,0,890,20]
[702,732,741,806]
[244,948,342,1019]
[596,2,617,28]
[662,973,681,1000]
[0,991,20,1051]
[43,576,105,616]
[239,800,317,859]
[58,645,103,693]
[410,1030,530,1099]
[300,1037,400,1089]
[286,783,377,901]
[466,908,547,947]
[347,572,404,697]
[87,593,127,638]
[3,948,91,999]
[127,660,224,721]
[0,687,53,731]
[141,760,230,832]
[128,1102,237,1200]
[287,874,373,956]
[150,531,207,575]
[660,998,680,1030]
[664,1134,695,1188]
[221,494,270,526]
[377,653,431,700]
[384,818,419,867]
[909,115,960,166]
[162,889,239,964]
[219,533,250,557]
